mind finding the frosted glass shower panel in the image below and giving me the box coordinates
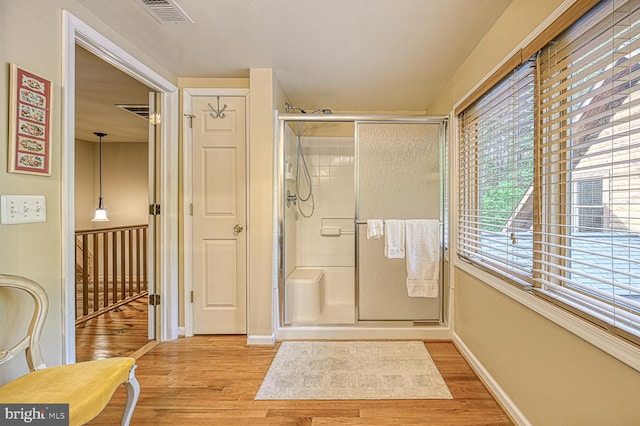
[357,122,441,321]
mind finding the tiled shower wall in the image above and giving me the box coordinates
[293,136,355,267]
[282,128,356,310]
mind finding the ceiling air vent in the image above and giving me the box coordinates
[135,0,194,24]
[116,104,150,120]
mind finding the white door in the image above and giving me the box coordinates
[192,95,247,334]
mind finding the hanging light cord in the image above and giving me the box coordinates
[94,132,107,209]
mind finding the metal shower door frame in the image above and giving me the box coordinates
[354,119,448,323]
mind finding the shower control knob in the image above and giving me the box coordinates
[233,224,244,234]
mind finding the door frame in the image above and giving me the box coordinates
[182,88,250,337]
[62,12,180,363]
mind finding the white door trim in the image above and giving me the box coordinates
[182,88,250,337]
[62,11,180,363]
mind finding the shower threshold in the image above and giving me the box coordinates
[275,322,452,340]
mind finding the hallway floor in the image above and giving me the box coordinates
[75,296,149,362]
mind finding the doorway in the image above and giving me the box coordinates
[63,11,180,363]
[73,45,154,360]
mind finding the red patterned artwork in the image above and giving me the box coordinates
[8,64,52,175]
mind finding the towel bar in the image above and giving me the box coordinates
[355,219,442,225]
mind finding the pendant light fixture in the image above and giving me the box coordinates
[91,131,109,222]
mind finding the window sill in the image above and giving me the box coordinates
[455,259,640,373]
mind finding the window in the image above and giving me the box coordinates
[458,62,535,285]
[536,0,640,340]
[458,0,640,342]
[575,178,605,232]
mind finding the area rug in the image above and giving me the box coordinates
[255,341,452,400]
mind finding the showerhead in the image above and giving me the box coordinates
[284,102,332,114]
[284,102,304,113]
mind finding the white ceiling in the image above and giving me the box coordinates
[75,0,512,142]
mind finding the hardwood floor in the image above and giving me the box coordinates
[87,335,513,425]
[75,296,149,362]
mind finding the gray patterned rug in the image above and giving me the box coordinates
[255,341,452,400]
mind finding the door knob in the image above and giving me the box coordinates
[234,224,244,234]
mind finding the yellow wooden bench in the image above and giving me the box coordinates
[0,274,140,425]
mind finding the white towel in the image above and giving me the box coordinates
[405,219,440,297]
[367,219,384,239]
[384,220,405,259]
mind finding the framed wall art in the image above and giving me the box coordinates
[8,63,52,176]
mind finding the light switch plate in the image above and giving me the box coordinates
[1,195,47,224]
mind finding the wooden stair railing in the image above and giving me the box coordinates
[75,225,148,324]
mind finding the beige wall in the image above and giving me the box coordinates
[428,0,567,114]
[248,69,278,338]
[1,1,73,372]
[75,141,148,230]
[100,143,149,228]
[178,78,249,90]
[456,269,640,425]
[432,0,640,423]
[75,139,95,230]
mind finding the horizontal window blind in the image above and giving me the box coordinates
[458,61,535,284]
[536,0,640,339]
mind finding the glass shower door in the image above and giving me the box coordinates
[356,122,443,321]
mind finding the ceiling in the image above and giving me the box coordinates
[75,0,513,142]
[75,46,151,143]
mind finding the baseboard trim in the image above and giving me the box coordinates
[247,334,276,345]
[452,332,530,426]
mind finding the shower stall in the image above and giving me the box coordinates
[275,109,449,339]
